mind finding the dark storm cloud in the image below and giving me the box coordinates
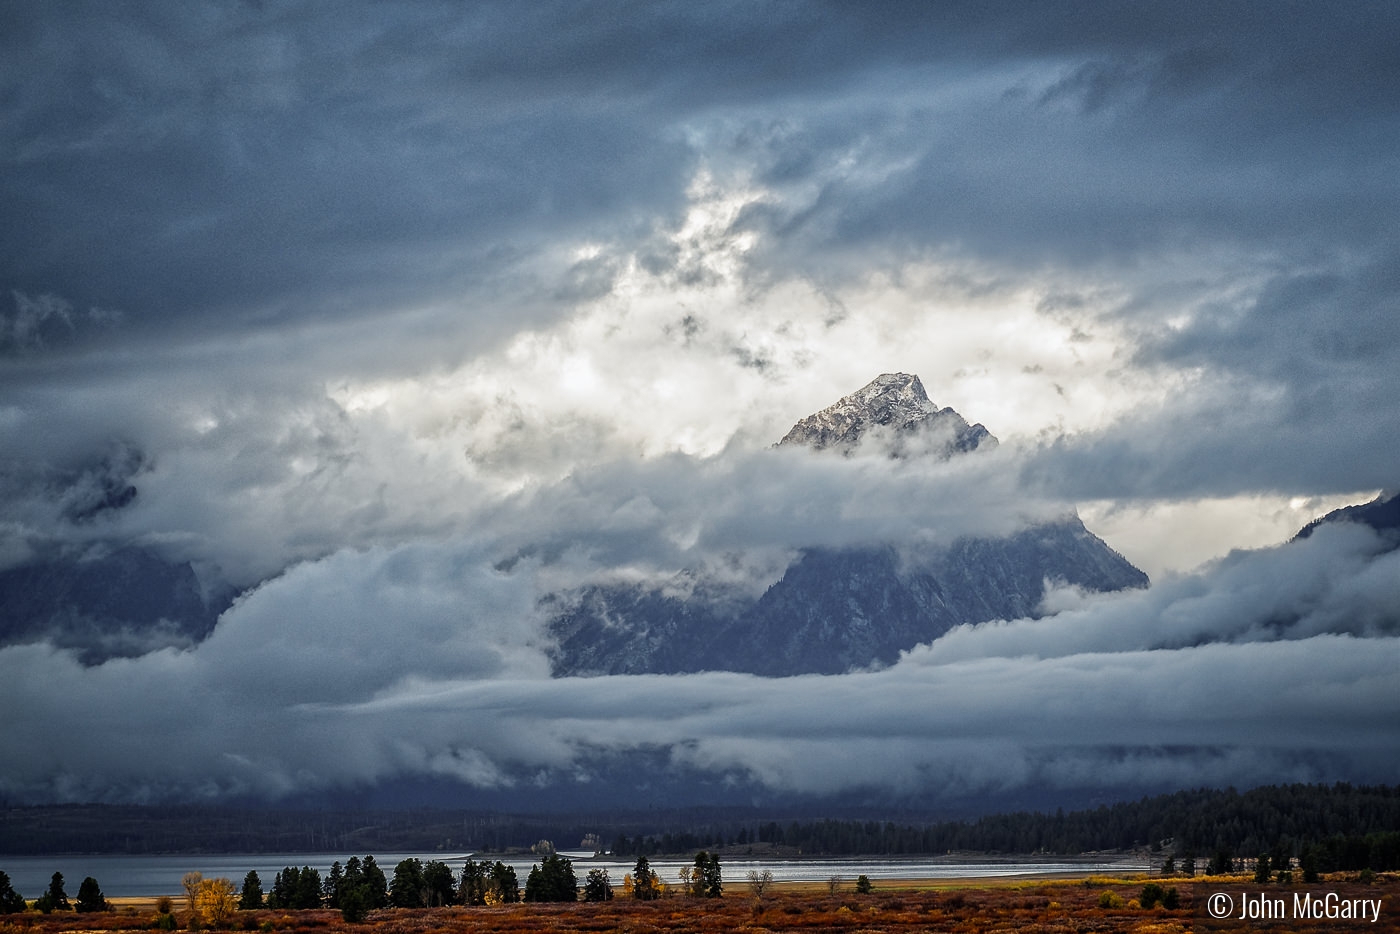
[0,1,946,350]
[6,3,1396,346]
[1,2,693,354]
[712,3,1400,266]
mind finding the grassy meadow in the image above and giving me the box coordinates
[4,873,1396,934]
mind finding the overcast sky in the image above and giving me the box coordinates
[2,2,1398,807]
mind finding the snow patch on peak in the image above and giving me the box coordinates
[778,373,996,458]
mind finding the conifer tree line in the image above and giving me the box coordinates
[522,854,575,902]
[0,871,108,914]
[608,783,1400,867]
[6,783,1396,859]
[3,782,1394,917]
[0,871,25,914]
[237,856,524,920]
[0,806,626,856]
[243,851,721,914]
[691,851,722,898]
[1,852,724,918]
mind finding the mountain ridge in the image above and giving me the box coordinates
[548,373,1147,677]
[1295,490,1400,543]
[778,372,994,457]
[0,544,230,663]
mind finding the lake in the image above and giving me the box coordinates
[0,851,1144,899]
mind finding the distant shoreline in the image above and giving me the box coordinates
[1,852,1145,903]
[100,868,1143,907]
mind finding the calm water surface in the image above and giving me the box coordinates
[0,852,1144,899]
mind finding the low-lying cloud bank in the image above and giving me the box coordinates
[2,484,1395,805]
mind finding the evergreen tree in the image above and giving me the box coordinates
[1301,846,1321,883]
[523,862,543,902]
[341,857,363,904]
[390,858,425,908]
[323,863,342,909]
[361,857,389,909]
[524,853,576,902]
[333,855,386,919]
[695,851,722,898]
[582,868,613,902]
[266,868,293,910]
[458,860,487,906]
[239,871,263,910]
[490,862,519,904]
[294,867,322,909]
[631,856,659,900]
[422,861,455,907]
[343,858,362,882]
[266,866,322,910]
[36,872,70,912]
[1208,847,1235,876]
[75,877,106,913]
[1270,841,1291,876]
[338,886,369,924]
[0,872,26,914]
[1254,853,1272,884]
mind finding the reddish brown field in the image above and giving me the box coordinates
[5,875,1396,934]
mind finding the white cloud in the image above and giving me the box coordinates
[1,472,1395,804]
[1078,492,1381,578]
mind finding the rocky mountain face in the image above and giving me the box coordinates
[551,519,1148,677]
[548,374,1148,677]
[1295,490,1400,544]
[778,372,994,457]
[0,544,230,663]
[0,444,234,663]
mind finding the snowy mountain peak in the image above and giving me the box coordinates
[778,372,996,457]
